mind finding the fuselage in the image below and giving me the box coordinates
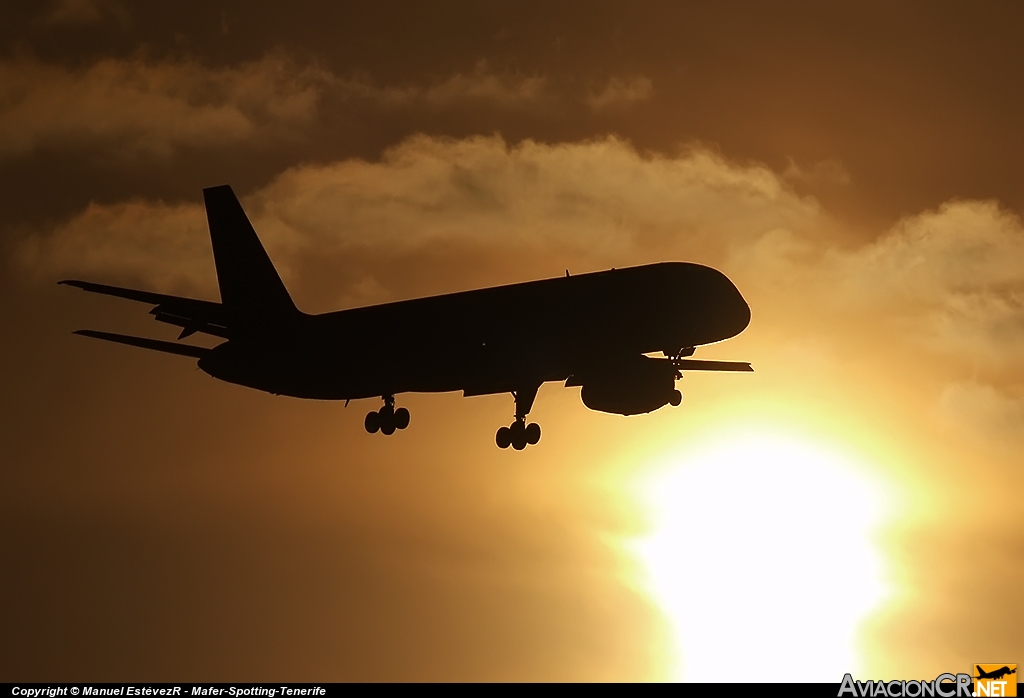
[199,261,751,400]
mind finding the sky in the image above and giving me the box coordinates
[1,0,1022,681]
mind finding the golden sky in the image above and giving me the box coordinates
[1,0,1022,681]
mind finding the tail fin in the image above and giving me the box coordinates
[203,185,298,333]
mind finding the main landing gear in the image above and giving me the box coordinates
[496,384,542,450]
[496,420,540,450]
[364,395,409,436]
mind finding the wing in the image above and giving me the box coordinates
[59,279,229,339]
[673,359,753,372]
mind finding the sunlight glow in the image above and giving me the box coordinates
[634,430,890,682]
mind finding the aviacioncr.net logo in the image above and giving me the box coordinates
[839,673,972,697]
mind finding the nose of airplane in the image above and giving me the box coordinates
[700,266,751,341]
[664,262,752,344]
[725,277,752,336]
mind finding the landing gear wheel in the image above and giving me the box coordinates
[365,396,409,436]
[379,405,395,435]
[510,421,528,450]
[394,407,410,430]
[669,389,682,407]
[496,384,543,450]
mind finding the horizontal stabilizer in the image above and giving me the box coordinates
[674,359,753,372]
[60,280,226,330]
[60,279,215,309]
[73,330,211,358]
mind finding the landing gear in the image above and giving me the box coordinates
[364,395,410,435]
[495,384,542,450]
[665,351,686,408]
[495,420,541,450]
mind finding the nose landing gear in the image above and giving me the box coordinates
[364,395,410,435]
[496,383,542,450]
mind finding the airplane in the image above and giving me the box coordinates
[61,185,753,450]
[975,667,1017,681]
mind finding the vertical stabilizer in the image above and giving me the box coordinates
[203,185,298,333]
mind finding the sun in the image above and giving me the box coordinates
[632,429,891,682]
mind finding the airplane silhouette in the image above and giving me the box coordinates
[61,185,752,450]
[976,667,1017,681]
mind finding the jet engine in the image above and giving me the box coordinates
[578,356,682,416]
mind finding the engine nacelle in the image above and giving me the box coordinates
[579,356,680,416]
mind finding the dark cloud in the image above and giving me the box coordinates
[37,0,129,27]
[586,75,653,110]
[0,55,329,160]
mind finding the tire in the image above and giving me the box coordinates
[510,420,528,450]
[525,422,541,445]
[496,426,512,449]
[364,411,380,434]
[381,418,396,436]
[394,407,410,430]
[669,389,682,407]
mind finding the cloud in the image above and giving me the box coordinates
[38,0,129,26]
[851,201,1024,302]
[782,158,851,187]
[19,199,215,294]
[250,135,817,257]
[337,64,652,114]
[417,62,547,109]
[836,200,1024,370]
[586,76,654,110]
[0,55,330,159]
[0,57,557,161]
[723,196,1024,450]
[324,64,549,113]
[20,135,823,305]
[0,55,662,161]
